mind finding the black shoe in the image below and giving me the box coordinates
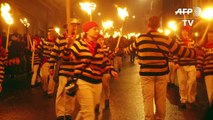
[65,115,72,120]
[56,116,64,120]
[179,103,186,109]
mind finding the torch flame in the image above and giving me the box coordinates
[79,2,96,15]
[117,7,128,21]
[102,20,113,30]
[54,27,60,35]
[1,3,13,25]
[20,18,30,28]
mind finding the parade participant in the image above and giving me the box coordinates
[30,36,41,87]
[96,34,115,114]
[197,38,213,107]
[34,27,58,97]
[63,21,118,120]
[122,16,196,120]
[174,26,197,109]
[49,18,81,120]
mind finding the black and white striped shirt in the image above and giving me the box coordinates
[124,31,195,76]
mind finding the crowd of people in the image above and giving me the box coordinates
[0,15,212,120]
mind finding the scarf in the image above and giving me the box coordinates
[84,39,97,56]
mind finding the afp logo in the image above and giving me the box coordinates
[175,7,202,17]
[175,7,202,26]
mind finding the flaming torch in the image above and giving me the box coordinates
[20,18,30,30]
[1,3,13,51]
[20,18,32,48]
[79,2,96,21]
[116,6,128,48]
[102,20,113,36]
[199,7,213,46]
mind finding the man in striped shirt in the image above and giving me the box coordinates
[197,38,213,107]
[35,27,58,97]
[123,16,196,120]
[63,21,118,120]
[49,18,81,120]
[174,26,197,109]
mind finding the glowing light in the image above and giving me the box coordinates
[102,20,113,30]
[20,18,30,28]
[117,7,128,21]
[201,7,213,20]
[194,32,199,37]
[164,29,171,36]
[132,16,135,19]
[168,21,177,31]
[113,31,121,38]
[158,28,164,33]
[1,3,13,25]
[54,27,60,35]
[79,2,96,15]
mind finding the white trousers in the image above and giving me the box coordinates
[76,79,102,120]
[55,76,76,117]
[177,65,197,103]
[141,75,168,120]
[205,75,213,106]
[31,64,39,85]
[99,73,110,110]
[40,62,55,94]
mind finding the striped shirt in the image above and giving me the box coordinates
[36,38,55,61]
[197,47,213,76]
[0,56,7,83]
[49,36,76,77]
[63,39,114,84]
[123,31,195,76]
[173,39,196,66]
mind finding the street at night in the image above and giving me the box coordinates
[1,0,213,120]
[0,57,210,120]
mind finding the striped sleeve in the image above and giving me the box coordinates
[0,56,7,83]
[49,38,61,69]
[196,49,204,72]
[168,39,195,59]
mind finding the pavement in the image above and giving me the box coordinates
[0,56,210,120]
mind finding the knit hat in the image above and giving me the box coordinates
[182,25,191,33]
[82,21,99,33]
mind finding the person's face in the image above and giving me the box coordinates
[181,30,189,38]
[47,31,56,40]
[70,23,78,35]
[87,27,99,40]
[97,38,104,47]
